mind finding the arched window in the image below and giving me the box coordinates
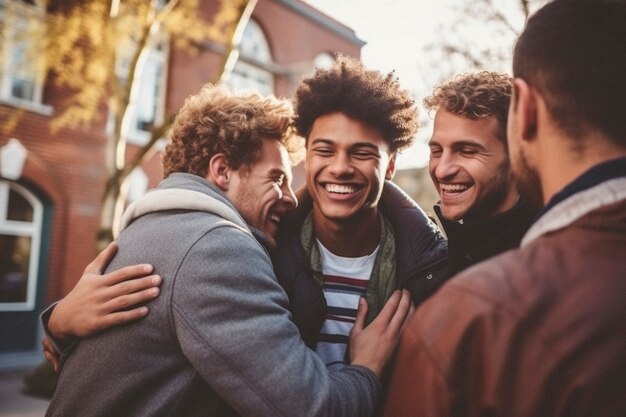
[115,33,169,145]
[229,20,274,95]
[0,180,42,311]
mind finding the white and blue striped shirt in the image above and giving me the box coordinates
[315,240,379,370]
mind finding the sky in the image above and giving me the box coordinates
[302,0,530,168]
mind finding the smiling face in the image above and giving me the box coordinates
[305,112,395,227]
[428,108,518,221]
[227,139,297,250]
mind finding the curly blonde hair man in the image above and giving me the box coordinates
[424,71,512,146]
[162,84,303,178]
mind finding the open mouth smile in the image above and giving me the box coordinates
[440,183,471,194]
[268,213,280,223]
[325,183,357,194]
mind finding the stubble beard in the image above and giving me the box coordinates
[462,158,514,221]
[513,148,544,212]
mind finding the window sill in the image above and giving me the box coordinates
[0,97,53,116]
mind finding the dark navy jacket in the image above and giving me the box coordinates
[434,197,536,276]
[272,181,450,348]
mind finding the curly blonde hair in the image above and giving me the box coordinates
[294,55,418,153]
[162,84,303,178]
[424,71,512,145]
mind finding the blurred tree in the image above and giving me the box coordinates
[1,0,257,252]
[420,0,548,87]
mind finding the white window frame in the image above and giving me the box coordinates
[0,0,52,115]
[116,33,170,146]
[229,19,274,95]
[0,180,43,312]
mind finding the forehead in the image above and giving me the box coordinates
[430,109,503,151]
[248,140,293,177]
[307,112,389,150]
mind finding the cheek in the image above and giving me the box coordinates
[428,161,437,180]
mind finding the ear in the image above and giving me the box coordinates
[207,153,232,191]
[512,78,538,141]
[385,153,397,180]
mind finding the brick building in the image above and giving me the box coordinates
[0,0,363,367]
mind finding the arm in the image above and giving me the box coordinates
[42,243,162,361]
[173,227,387,417]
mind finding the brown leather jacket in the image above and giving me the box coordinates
[384,176,626,416]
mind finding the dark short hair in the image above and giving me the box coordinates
[294,55,418,153]
[424,71,512,146]
[513,0,626,147]
[162,84,302,178]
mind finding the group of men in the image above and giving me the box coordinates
[42,0,626,415]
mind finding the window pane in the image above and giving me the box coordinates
[10,77,35,101]
[230,20,273,94]
[8,34,37,102]
[135,57,162,132]
[0,234,31,303]
[7,188,33,222]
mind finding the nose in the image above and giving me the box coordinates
[328,152,354,177]
[433,150,459,180]
[280,183,298,209]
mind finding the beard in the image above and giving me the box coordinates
[512,147,544,212]
[463,158,513,220]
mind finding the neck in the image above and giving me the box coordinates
[312,209,381,257]
[538,133,626,204]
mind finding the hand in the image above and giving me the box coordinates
[348,289,413,377]
[48,242,162,340]
[42,337,61,373]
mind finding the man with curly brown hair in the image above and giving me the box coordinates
[43,84,412,417]
[272,56,449,369]
[424,71,536,274]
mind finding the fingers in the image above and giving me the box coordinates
[102,285,161,312]
[402,302,416,332]
[352,297,368,335]
[374,289,403,324]
[104,274,162,301]
[96,307,151,331]
[42,337,61,373]
[388,290,412,332]
[101,264,155,286]
[85,242,118,274]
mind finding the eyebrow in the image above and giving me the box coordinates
[428,138,488,151]
[269,168,290,181]
[310,138,380,151]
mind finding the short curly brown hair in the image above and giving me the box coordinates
[424,71,512,146]
[162,84,303,178]
[293,55,418,153]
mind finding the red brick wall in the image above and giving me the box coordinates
[1,0,363,312]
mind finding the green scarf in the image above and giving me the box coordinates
[300,212,397,325]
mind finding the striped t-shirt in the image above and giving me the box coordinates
[315,240,379,370]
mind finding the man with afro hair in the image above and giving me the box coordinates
[272,56,449,370]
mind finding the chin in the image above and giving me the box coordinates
[264,237,278,252]
[441,207,466,222]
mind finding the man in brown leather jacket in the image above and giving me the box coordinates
[385,0,626,416]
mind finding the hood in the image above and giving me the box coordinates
[119,173,248,233]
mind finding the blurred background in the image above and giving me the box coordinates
[0,0,546,412]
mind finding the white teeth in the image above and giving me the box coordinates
[269,214,280,223]
[325,184,355,194]
[440,184,470,192]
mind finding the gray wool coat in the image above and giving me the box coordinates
[45,173,380,417]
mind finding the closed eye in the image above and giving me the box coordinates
[313,147,333,156]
